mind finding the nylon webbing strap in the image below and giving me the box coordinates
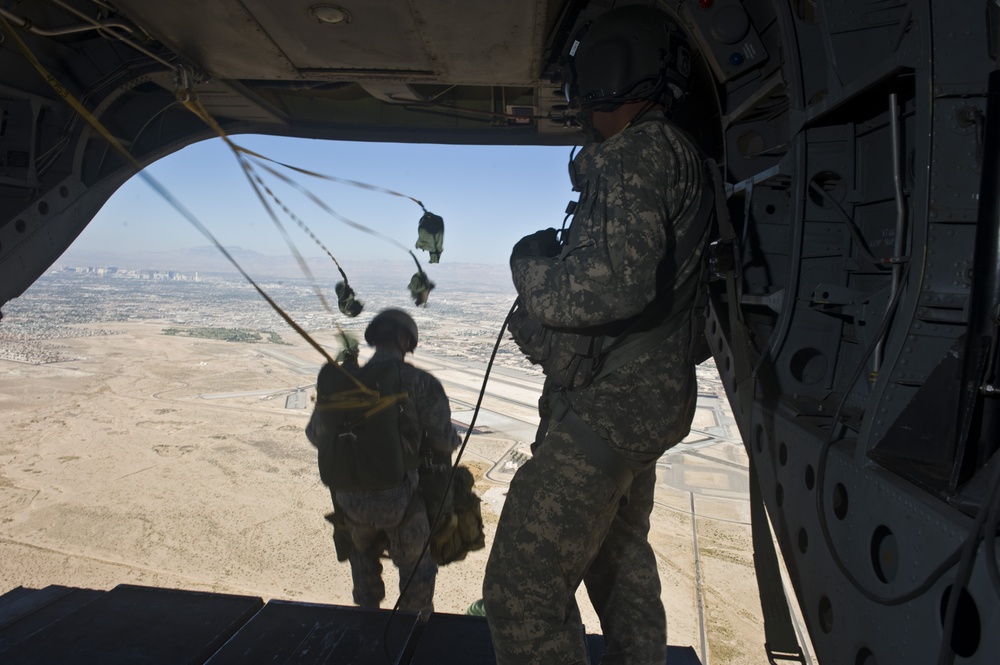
[549,393,633,498]
[592,160,717,383]
[749,459,806,664]
[709,160,755,418]
[591,279,695,385]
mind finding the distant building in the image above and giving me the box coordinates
[285,391,309,410]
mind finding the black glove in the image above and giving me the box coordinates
[511,228,560,266]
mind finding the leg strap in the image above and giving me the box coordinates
[550,392,634,499]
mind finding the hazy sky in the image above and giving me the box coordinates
[72,134,577,266]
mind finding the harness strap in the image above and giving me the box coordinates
[708,158,755,418]
[591,274,700,384]
[589,158,717,385]
[549,392,633,498]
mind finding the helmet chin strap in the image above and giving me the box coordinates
[622,99,660,131]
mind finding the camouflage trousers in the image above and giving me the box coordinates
[483,421,666,665]
[336,474,437,618]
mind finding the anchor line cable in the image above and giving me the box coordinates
[813,262,971,606]
[181,98,434,309]
[248,156,417,254]
[0,15,393,390]
[3,15,433,395]
[7,15,499,651]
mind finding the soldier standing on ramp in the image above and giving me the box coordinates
[306,308,460,618]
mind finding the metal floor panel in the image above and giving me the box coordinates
[0,585,104,653]
[585,635,702,665]
[206,600,418,664]
[0,585,703,664]
[0,584,262,665]
[409,612,496,664]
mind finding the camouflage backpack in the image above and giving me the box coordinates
[428,465,486,565]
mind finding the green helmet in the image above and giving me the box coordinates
[566,5,692,112]
[365,308,418,351]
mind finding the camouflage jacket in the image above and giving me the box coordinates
[510,112,711,467]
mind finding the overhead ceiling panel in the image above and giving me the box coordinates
[241,0,435,76]
[113,0,297,79]
[112,0,547,85]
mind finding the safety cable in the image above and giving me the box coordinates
[813,261,975,608]
[379,300,518,663]
[808,181,906,268]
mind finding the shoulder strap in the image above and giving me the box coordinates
[590,159,717,382]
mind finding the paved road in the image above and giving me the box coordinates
[218,347,753,522]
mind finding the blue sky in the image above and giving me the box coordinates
[73,135,576,266]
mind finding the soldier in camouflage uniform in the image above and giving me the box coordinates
[483,7,714,664]
[306,309,460,618]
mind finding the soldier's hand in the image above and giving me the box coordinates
[511,228,560,266]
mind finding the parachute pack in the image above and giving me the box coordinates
[313,361,417,492]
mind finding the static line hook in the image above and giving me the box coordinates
[174,65,194,103]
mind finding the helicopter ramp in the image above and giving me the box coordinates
[0,583,701,664]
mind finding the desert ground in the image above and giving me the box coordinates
[0,319,812,664]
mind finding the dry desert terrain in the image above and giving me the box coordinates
[1,312,812,664]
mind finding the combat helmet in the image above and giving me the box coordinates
[566,5,692,112]
[365,308,419,352]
